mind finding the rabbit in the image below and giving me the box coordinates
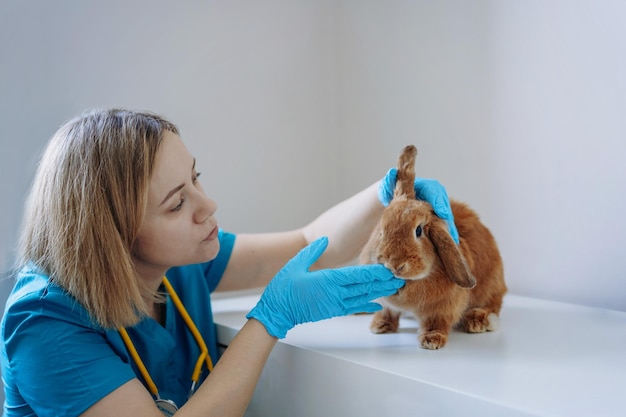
[360,145,507,350]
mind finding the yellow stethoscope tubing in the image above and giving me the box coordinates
[118,327,160,397]
[118,276,214,400]
[161,277,214,373]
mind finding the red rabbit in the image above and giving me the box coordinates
[360,145,507,349]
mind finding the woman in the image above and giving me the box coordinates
[1,108,457,416]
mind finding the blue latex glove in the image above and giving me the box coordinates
[246,237,405,339]
[378,167,460,244]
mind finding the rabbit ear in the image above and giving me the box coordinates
[394,145,418,200]
[429,220,476,288]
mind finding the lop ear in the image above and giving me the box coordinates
[428,220,476,288]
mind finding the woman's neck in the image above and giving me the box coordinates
[133,260,168,291]
[151,300,166,326]
[131,259,170,324]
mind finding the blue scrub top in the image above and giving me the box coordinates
[1,231,236,416]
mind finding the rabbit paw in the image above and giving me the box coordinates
[370,309,400,334]
[462,308,499,333]
[418,331,448,350]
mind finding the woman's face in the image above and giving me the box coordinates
[133,131,220,278]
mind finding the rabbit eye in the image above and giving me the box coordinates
[415,225,423,238]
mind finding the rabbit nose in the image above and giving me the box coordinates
[385,261,409,277]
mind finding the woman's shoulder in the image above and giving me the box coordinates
[3,265,94,331]
[2,266,137,415]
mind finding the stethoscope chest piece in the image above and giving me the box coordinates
[155,398,178,416]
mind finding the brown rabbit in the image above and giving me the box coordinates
[360,145,507,349]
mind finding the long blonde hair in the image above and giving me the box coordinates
[17,108,179,329]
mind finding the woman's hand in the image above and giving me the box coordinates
[246,237,405,338]
[378,167,460,244]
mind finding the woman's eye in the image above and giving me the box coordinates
[172,197,185,212]
[415,225,423,238]
[193,172,202,183]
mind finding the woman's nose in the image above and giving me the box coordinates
[194,194,217,224]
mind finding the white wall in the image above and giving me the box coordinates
[332,0,626,311]
[1,0,624,320]
[0,0,340,266]
[487,1,626,310]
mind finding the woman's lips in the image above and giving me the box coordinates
[204,225,218,241]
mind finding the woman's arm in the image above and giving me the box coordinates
[179,319,276,416]
[301,181,382,268]
[215,181,383,292]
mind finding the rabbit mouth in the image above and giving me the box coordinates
[402,270,430,281]
[384,262,431,281]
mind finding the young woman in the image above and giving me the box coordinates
[1,108,457,416]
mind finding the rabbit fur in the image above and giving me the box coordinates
[360,145,507,350]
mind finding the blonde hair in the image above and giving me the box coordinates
[17,108,179,329]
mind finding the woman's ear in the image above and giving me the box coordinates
[428,219,476,288]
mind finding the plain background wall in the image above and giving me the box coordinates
[1,0,625,332]
[333,0,626,311]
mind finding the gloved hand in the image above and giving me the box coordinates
[378,168,460,244]
[246,237,405,339]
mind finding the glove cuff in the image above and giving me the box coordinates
[378,181,392,207]
[246,300,291,339]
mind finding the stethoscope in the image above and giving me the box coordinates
[118,277,214,415]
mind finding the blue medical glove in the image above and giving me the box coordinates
[246,237,405,339]
[378,167,460,244]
